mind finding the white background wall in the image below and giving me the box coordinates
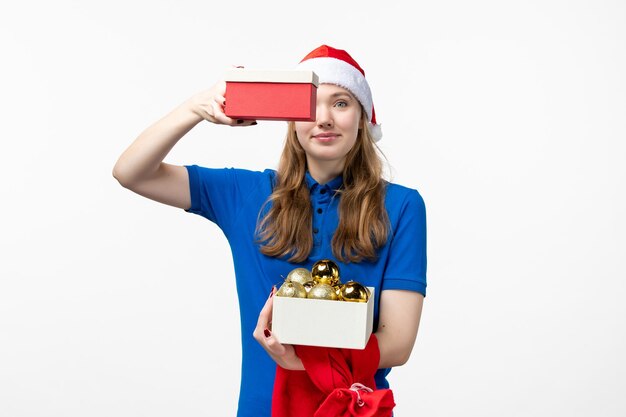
[1,1,624,416]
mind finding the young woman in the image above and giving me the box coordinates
[113,45,426,417]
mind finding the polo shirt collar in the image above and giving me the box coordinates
[305,171,344,193]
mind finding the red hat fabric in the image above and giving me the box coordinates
[297,45,382,142]
[271,334,395,417]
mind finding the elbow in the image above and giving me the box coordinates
[381,338,416,368]
[112,165,126,187]
[378,341,415,368]
[112,162,134,189]
[387,348,412,367]
[395,350,412,367]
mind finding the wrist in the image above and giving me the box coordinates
[176,99,205,125]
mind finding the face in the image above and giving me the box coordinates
[295,84,362,174]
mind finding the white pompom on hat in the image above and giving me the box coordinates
[297,45,382,142]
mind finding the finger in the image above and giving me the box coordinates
[263,329,287,356]
[210,100,237,125]
[213,94,226,109]
[256,292,274,329]
[231,118,258,127]
[203,103,218,122]
[212,86,257,127]
[263,332,305,371]
[259,291,287,357]
[214,80,228,96]
[253,287,276,339]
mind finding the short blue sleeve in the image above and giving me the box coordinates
[382,189,427,296]
[185,165,266,234]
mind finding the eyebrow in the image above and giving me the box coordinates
[329,92,354,100]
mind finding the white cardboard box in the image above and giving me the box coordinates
[271,287,375,350]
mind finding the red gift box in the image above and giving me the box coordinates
[224,69,318,121]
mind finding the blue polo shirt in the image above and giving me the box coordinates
[185,165,427,417]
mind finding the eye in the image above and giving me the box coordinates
[335,100,348,108]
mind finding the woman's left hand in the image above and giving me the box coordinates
[253,287,305,371]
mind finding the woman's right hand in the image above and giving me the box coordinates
[253,287,305,371]
[186,81,257,127]
[113,79,256,210]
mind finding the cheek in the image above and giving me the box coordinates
[344,109,361,132]
[294,122,314,139]
[346,114,361,136]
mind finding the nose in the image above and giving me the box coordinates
[316,105,333,128]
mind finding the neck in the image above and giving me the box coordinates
[306,158,344,185]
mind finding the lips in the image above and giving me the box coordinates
[313,133,340,142]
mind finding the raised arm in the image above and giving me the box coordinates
[375,289,424,368]
[112,81,255,209]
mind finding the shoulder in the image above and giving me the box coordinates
[384,181,426,214]
[187,165,276,185]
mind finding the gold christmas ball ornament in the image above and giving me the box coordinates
[307,283,338,300]
[302,280,316,294]
[333,285,342,299]
[311,259,340,286]
[276,281,307,298]
[340,281,370,302]
[286,267,312,286]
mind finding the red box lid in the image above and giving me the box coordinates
[224,69,319,87]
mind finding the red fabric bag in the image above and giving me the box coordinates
[272,334,395,417]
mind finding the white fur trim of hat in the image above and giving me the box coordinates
[297,45,382,142]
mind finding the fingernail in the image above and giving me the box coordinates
[264,328,271,338]
[237,119,244,124]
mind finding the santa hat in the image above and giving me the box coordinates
[297,45,382,142]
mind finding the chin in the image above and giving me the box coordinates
[311,149,341,158]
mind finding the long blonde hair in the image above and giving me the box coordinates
[256,113,389,263]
